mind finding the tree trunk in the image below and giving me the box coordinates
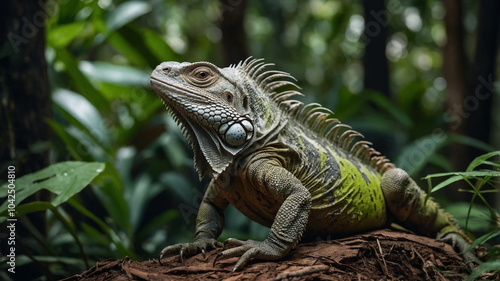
[442,0,469,200]
[466,0,499,162]
[0,0,52,174]
[362,0,390,97]
[467,0,500,209]
[219,0,248,65]
[361,0,392,154]
[0,0,52,279]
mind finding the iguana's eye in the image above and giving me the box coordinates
[194,69,210,79]
[184,66,218,87]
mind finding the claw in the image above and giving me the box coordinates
[213,252,223,267]
[158,239,225,267]
[179,249,184,263]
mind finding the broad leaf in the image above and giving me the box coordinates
[0,161,105,223]
[79,61,150,86]
[55,48,111,111]
[48,22,86,47]
[395,133,448,176]
[105,1,151,31]
[53,88,110,146]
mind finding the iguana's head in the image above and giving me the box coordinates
[151,59,295,179]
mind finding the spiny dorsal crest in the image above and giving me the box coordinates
[234,57,394,174]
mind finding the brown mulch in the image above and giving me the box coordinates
[61,229,481,281]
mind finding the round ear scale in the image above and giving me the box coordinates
[222,119,254,147]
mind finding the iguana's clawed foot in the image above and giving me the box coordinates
[213,238,288,271]
[158,238,222,265]
[438,232,476,269]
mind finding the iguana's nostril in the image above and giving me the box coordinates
[162,66,170,74]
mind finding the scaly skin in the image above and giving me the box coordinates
[150,58,474,271]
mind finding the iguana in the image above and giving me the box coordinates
[150,58,474,271]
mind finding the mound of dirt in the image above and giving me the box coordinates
[62,229,475,281]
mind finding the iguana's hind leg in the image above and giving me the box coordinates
[380,168,475,265]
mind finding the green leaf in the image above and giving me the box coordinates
[0,161,105,223]
[136,209,179,241]
[91,183,132,233]
[0,201,90,267]
[466,151,500,172]
[467,230,500,251]
[53,88,110,146]
[143,30,178,62]
[48,22,86,48]
[2,201,53,218]
[426,171,500,179]
[105,1,151,31]
[68,198,137,260]
[106,31,150,66]
[395,132,448,176]
[444,202,491,232]
[426,175,463,193]
[114,25,162,67]
[55,48,111,112]
[79,61,150,86]
[425,170,500,193]
[47,120,87,161]
[466,259,500,281]
[368,91,413,129]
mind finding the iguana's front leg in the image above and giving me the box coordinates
[159,180,228,262]
[214,159,312,271]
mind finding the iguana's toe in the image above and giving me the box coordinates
[214,238,288,271]
[438,232,476,269]
[158,238,222,264]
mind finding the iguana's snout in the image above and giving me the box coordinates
[151,61,194,88]
[153,61,181,78]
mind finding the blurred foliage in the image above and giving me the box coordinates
[425,152,500,280]
[0,0,498,279]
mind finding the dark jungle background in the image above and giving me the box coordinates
[0,0,499,280]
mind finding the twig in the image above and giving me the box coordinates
[274,264,329,280]
[377,239,389,276]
